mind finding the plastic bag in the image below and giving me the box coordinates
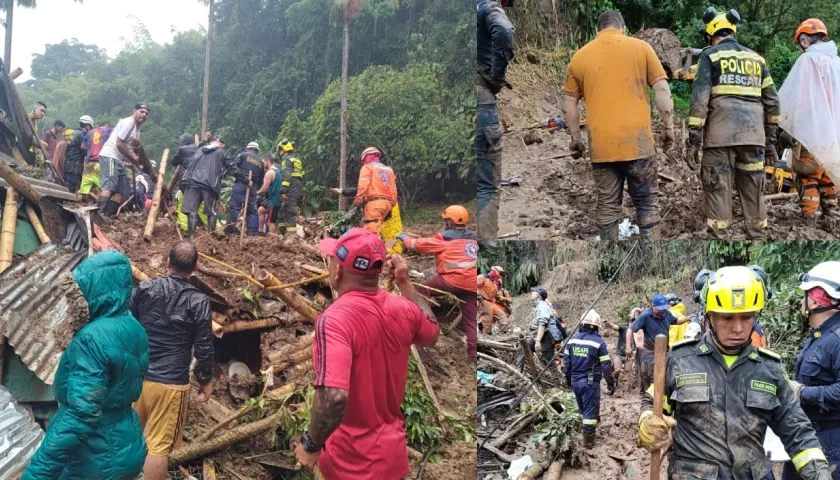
[778,41,840,183]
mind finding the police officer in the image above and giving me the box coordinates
[562,309,615,448]
[687,8,780,239]
[787,262,840,479]
[477,0,515,242]
[638,266,832,480]
[226,141,264,235]
[277,139,304,235]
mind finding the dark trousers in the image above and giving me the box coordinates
[476,80,502,242]
[572,378,601,433]
[638,349,655,394]
[528,335,557,367]
[591,157,660,236]
[227,183,259,232]
[418,276,477,360]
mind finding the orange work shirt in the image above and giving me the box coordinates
[405,231,478,292]
[562,29,667,163]
[355,162,398,205]
[477,276,498,302]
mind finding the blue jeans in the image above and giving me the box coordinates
[572,378,601,433]
[783,427,840,480]
[227,183,259,232]
[477,80,502,241]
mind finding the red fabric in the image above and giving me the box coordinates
[313,290,439,480]
[405,233,478,292]
[808,286,836,308]
[420,275,477,360]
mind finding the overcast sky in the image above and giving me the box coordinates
[1,0,208,79]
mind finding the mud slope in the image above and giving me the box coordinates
[497,61,839,240]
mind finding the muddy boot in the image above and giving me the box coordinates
[107,199,121,219]
[583,430,596,449]
[599,221,619,242]
[639,224,660,242]
[187,214,198,237]
[208,215,219,235]
[97,197,112,224]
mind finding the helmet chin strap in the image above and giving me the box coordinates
[708,320,754,354]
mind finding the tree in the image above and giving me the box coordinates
[2,0,83,72]
[30,39,106,80]
[200,0,215,136]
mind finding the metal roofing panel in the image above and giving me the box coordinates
[0,244,87,385]
[0,385,44,479]
[0,176,77,201]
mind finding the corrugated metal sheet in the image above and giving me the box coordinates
[0,176,78,201]
[0,385,44,479]
[0,244,87,384]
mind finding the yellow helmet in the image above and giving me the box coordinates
[278,139,294,153]
[704,266,765,314]
[704,10,738,37]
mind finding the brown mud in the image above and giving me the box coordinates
[497,60,840,241]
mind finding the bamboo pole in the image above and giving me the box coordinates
[169,413,282,465]
[240,171,252,246]
[224,318,281,333]
[411,345,448,434]
[132,264,150,282]
[211,320,224,338]
[143,148,170,242]
[198,252,263,288]
[23,203,49,244]
[196,403,258,443]
[203,459,217,480]
[9,67,22,80]
[0,161,41,204]
[274,347,312,371]
[257,270,319,323]
[267,332,315,363]
[0,188,19,272]
[265,273,329,292]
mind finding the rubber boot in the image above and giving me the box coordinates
[107,199,121,218]
[639,224,660,242]
[187,214,198,237]
[96,196,112,224]
[208,215,218,234]
[583,430,596,449]
[600,221,619,242]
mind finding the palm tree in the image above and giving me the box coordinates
[200,0,215,136]
[2,0,82,73]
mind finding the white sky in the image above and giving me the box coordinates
[0,0,208,80]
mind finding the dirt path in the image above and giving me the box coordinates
[497,61,840,241]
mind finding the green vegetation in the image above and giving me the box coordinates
[529,391,586,466]
[18,0,473,205]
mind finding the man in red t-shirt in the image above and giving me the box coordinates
[294,228,440,479]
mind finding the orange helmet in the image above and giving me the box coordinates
[360,146,381,164]
[795,18,829,43]
[442,205,469,225]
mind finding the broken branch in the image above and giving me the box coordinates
[477,352,560,417]
[224,318,281,333]
[24,203,49,244]
[257,270,320,323]
[477,337,517,352]
[170,413,282,465]
[411,345,448,435]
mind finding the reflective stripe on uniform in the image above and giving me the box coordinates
[762,77,774,89]
[599,355,611,363]
[711,85,761,97]
[582,419,598,425]
[568,339,601,349]
[688,116,706,127]
[792,448,827,471]
[735,162,765,172]
[443,261,478,270]
[767,114,781,124]
[707,218,730,229]
[709,50,765,63]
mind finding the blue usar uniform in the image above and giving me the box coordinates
[562,329,615,435]
[227,151,264,233]
[788,313,840,480]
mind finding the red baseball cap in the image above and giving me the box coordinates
[318,227,386,275]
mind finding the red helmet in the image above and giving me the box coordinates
[361,146,381,164]
[795,18,829,43]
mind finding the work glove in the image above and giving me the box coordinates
[799,458,833,480]
[686,127,703,170]
[606,384,616,396]
[790,380,804,401]
[480,73,512,95]
[765,146,779,167]
[660,126,676,154]
[570,132,586,159]
[638,412,677,452]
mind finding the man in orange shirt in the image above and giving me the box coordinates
[477,268,511,335]
[339,147,398,235]
[400,205,478,359]
[561,10,675,241]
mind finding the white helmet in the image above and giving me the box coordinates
[581,309,601,328]
[684,322,702,339]
[79,115,94,127]
[800,261,840,299]
[246,141,260,152]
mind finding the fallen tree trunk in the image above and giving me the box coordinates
[170,413,282,465]
[143,148,170,242]
[267,332,314,363]
[517,464,544,480]
[481,443,516,463]
[296,263,330,285]
[257,270,319,323]
[0,161,41,204]
[0,188,19,273]
[286,358,312,380]
[225,318,281,333]
[477,338,517,352]
[24,203,49,244]
[274,347,313,372]
[546,460,564,480]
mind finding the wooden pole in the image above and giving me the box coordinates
[267,331,314,363]
[24,203,49,244]
[132,264,150,282]
[411,345,448,434]
[256,270,320,323]
[201,0,214,136]
[519,335,540,380]
[169,412,281,466]
[224,318,281,333]
[166,167,181,195]
[240,171,252,246]
[143,149,170,242]
[0,188,19,272]
[0,161,42,204]
[650,334,668,480]
[9,67,22,80]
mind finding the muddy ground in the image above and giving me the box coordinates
[98,209,476,479]
[496,60,840,241]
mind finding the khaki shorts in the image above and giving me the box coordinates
[133,380,190,456]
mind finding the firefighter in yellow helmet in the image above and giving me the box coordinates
[338,147,398,235]
[638,266,832,479]
[687,8,780,239]
[276,139,304,234]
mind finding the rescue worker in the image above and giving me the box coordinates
[779,20,839,224]
[257,154,283,235]
[638,265,833,480]
[684,321,702,340]
[171,133,200,182]
[64,116,96,193]
[630,294,690,392]
[562,10,674,241]
[562,309,615,448]
[477,271,512,334]
[476,0,515,241]
[98,104,149,219]
[399,205,478,359]
[666,293,689,346]
[787,262,840,479]
[277,139,304,235]
[226,141,264,235]
[180,136,236,237]
[338,147,398,236]
[687,8,780,239]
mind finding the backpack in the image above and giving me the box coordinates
[547,314,565,342]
